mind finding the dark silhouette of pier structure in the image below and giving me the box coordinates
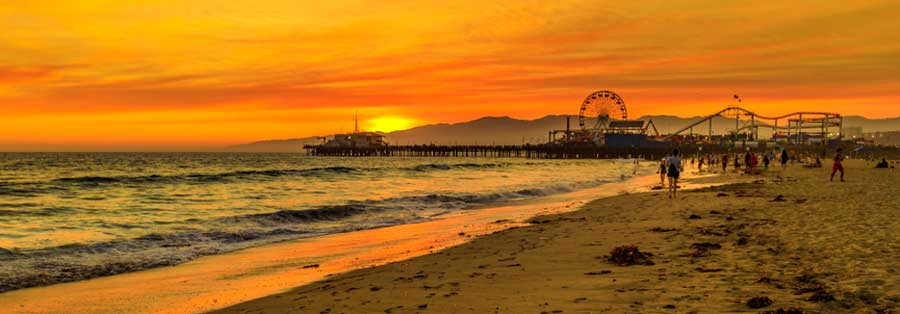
[304,144,674,160]
[304,105,845,159]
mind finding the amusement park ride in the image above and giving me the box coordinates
[549,90,659,146]
[663,107,844,145]
[550,90,844,147]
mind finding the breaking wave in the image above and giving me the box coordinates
[44,163,509,187]
[51,166,361,185]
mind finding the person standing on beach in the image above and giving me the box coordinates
[780,149,789,168]
[657,159,667,186]
[831,148,845,182]
[666,149,683,199]
[749,153,758,173]
[721,154,729,173]
[763,154,770,171]
[744,151,752,172]
[698,155,704,172]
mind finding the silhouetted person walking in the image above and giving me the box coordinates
[744,151,751,172]
[831,148,845,182]
[666,149,683,199]
[780,149,789,168]
[721,154,729,173]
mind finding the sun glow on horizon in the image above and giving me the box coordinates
[366,116,417,133]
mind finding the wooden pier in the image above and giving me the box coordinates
[302,142,856,160]
[304,144,675,160]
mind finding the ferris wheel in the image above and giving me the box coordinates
[579,90,628,131]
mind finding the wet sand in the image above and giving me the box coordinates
[0,174,690,314]
[213,160,900,314]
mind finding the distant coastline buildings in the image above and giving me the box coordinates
[864,131,900,147]
[845,126,900,147]
[844,126,864,140]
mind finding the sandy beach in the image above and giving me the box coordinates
[214,160,899,314]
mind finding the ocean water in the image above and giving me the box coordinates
[0,153,654,292]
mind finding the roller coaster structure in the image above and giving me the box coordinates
[663,107,843,144]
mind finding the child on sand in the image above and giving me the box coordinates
[666,149,684,199]
[831,148,845,182]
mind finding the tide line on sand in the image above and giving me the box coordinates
[213,160,900,314]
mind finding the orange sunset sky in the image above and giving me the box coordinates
[2,1,899,151]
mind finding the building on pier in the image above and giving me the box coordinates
[318,112,389,151]
[322,132,388,149]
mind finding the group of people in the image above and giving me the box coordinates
[681,149,791,175]
[657,147,860,199]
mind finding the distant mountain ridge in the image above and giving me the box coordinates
[225,114,900,152]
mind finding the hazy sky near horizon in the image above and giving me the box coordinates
[2,1,900,150]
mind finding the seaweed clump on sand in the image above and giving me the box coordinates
[689,242,722,257]
[807,290,835,303]
[747,296,774,309]
[607,246,654,266]
[792,274,828,294]
[759,309,803,314]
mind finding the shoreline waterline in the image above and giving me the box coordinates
[0,171,722,314]
[0,156,649,293]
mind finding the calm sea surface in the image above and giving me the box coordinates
[0,153,653,292]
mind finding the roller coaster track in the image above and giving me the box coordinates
[663,107,842,141]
